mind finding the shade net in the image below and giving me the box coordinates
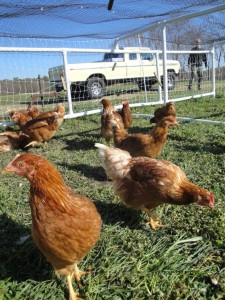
[0,0,224,48]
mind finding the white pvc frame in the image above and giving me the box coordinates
[0,45,218,126]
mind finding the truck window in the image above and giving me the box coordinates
[141,53,154,61]
[103,53,124,62]
[129,53,137,60]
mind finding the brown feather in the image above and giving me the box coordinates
[2,153,102,298]
[111,115,178,158]
[150,102,176,123]
[95,143,214,229]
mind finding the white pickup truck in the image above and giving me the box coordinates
[48,47,180,99]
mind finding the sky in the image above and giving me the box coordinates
[0,49,105,80]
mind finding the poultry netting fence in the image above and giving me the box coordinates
[0,38,224,127]
[0,1,225,127]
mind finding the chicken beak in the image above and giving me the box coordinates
[1,167,12,174]
[1,155,19,174]
[197,194,215,209]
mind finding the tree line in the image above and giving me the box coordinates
[0,76,54,95]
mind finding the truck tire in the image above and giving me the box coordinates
[55,84,63,92]
[161,72,176,90]
[71,84,85,100]
[138,80,153,91]
[86,77,106,99]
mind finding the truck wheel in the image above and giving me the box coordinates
[161,73,176,90]
[55,84,63,92]
[70,84,85,100]
[138,80,153,91]
[86,77,106,99]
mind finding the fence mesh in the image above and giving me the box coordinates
[0,1,224,123]
[0,1,224,45]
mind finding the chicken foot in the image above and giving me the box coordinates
[74,264,87,283]
[24,140,39,148]
[25,141,48,148]
[65,264,87,300]
[143,208,164,230]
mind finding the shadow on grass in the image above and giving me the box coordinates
[59,162,107,181]
[0,213,52,282]
[128,125,153,134]
[94,200,144,230]
[62,138,97,151]
[169,135,225,155]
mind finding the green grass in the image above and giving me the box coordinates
[0,96,225,299]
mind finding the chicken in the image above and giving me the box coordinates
[119,99,133,129]
[10,104,65,148]
[0,131,33,151]
[0,131,22,151]
[11,110,34,127]
[27,105,41,119]
[95,143,214,229]
[150,102,176,123]
[8,105,40,120]
[110,115,178,158]
[100,98,124,143]
[11,111,59,148]
[54,104,65,127]
[101,98,117,114]
[1,153,102,300]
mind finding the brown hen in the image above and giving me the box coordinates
[2,153,102,300]
[11,111,59,148]
[0,131,33,151]
[150,102,176,123]
[100,98,124,143]
[110,115,178,158]
[54,104,65,127]
[119,99,133,129]
[95,143,214,229]
[9,104,40,120]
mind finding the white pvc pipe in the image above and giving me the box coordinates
[155,52,162,102]
[62,50,73,115]
[162,24,168,104]
[0,46,162,54]
[132,114,225,126]
[211,47,216,98]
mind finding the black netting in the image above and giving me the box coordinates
[0,0,224,47]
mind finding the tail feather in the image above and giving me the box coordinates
[95,143,131,180]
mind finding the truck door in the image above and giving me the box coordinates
[140,53,157,78]
[104,53,127,81]
[126,53,142,80]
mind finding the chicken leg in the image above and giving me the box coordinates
[74,264,87,283]
[67,274,79,300]
[143,208,163,230]
[24,140,39,148]
[25,141,48,148]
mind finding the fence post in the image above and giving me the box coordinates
[211,47,216,98]
[62,50,73,115]
[162,23,168,104]
[155,52,162,102]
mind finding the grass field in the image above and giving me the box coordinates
[0,96,224,299]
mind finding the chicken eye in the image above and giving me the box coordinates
[17,161,25,168]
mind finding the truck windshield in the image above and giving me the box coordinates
[103,53,124,62]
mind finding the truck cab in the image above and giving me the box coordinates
[48,47,180,99]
